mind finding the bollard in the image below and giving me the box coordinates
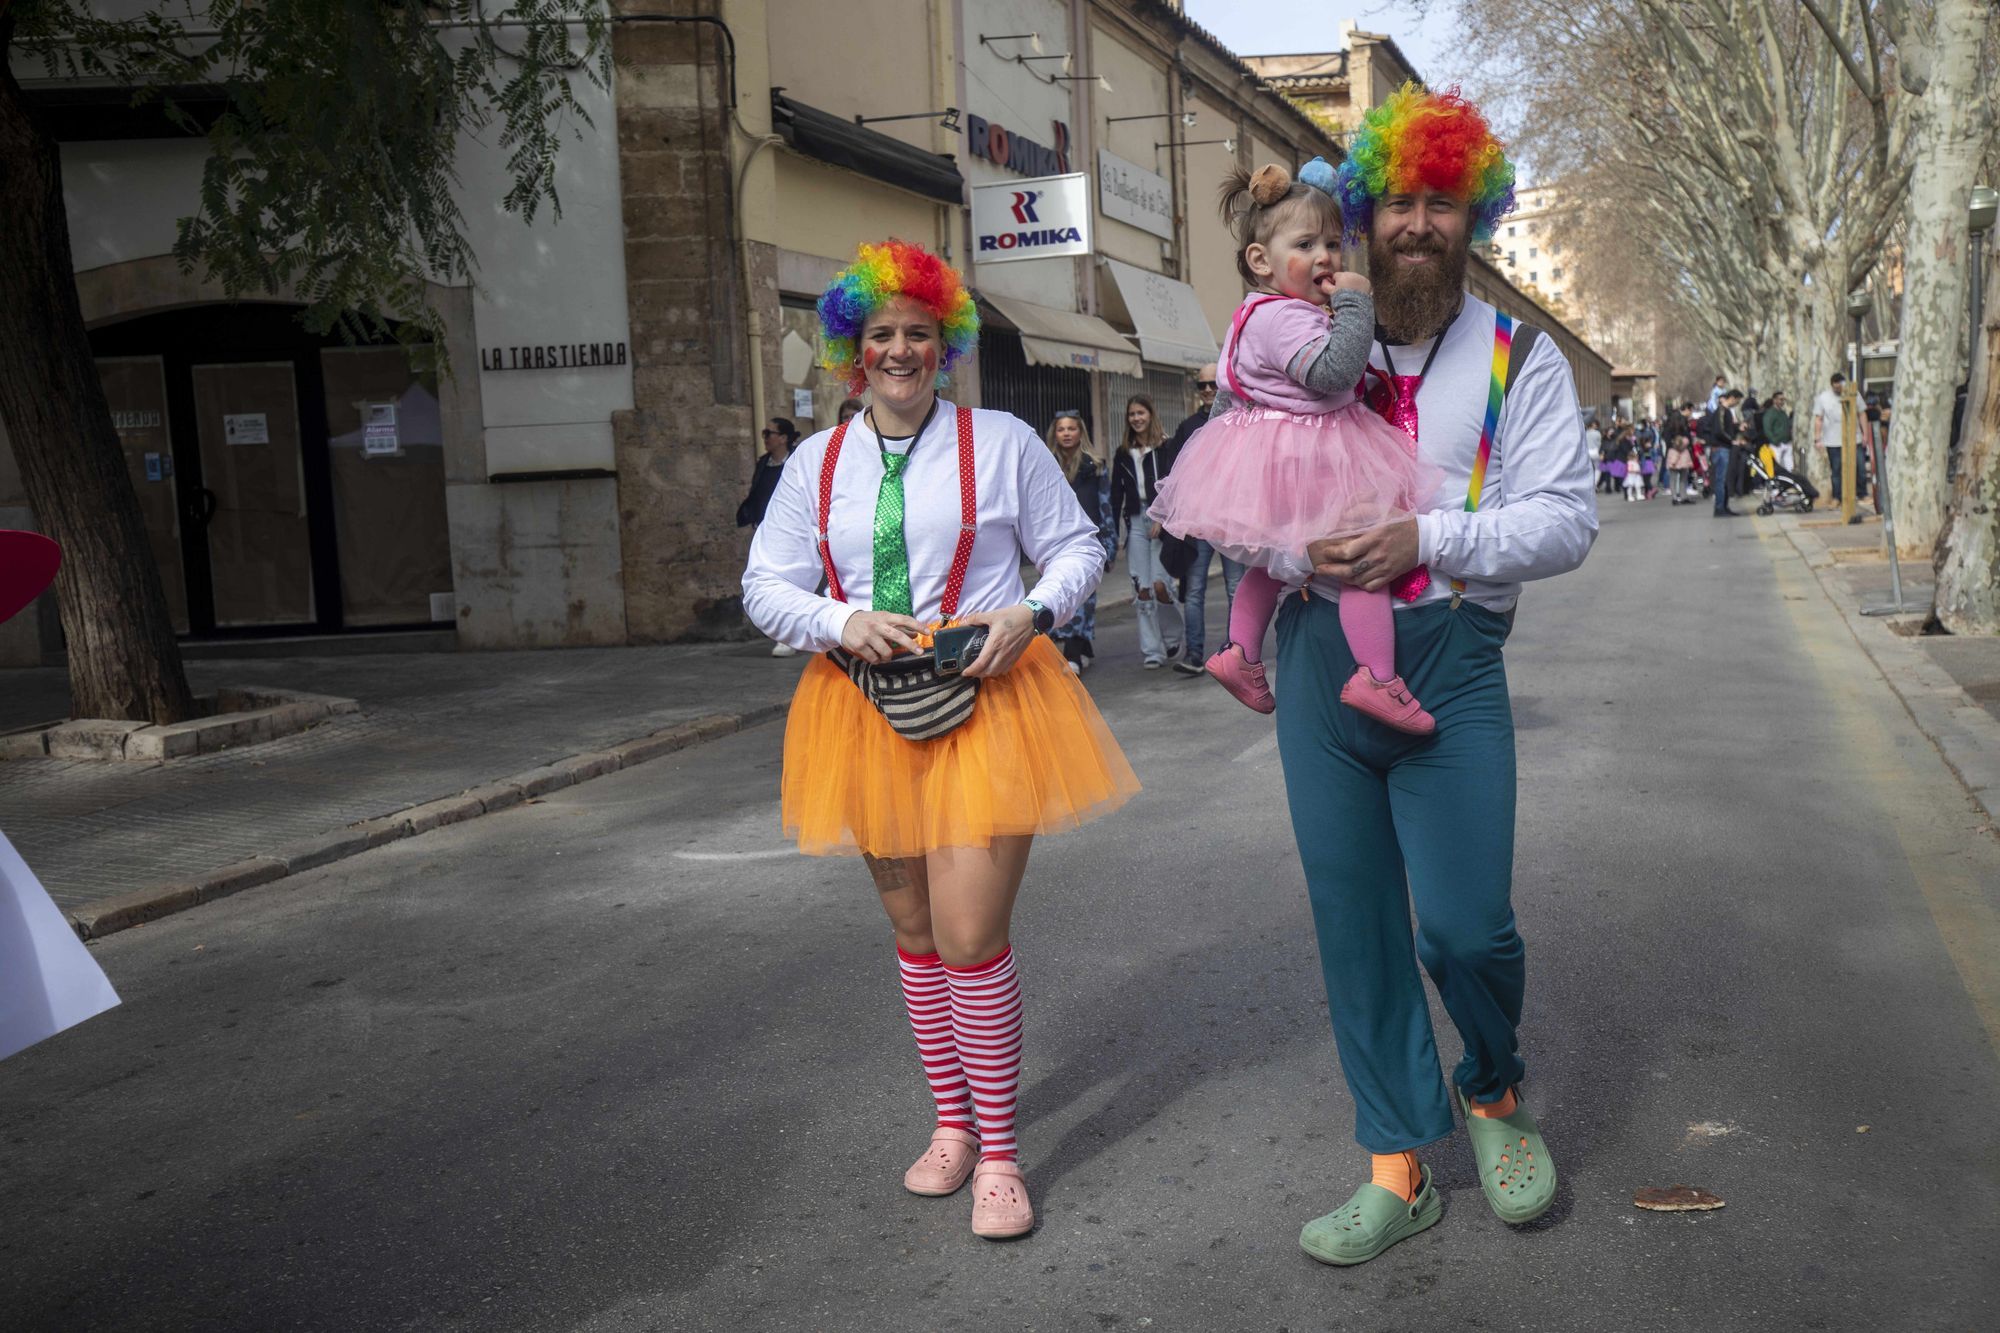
[1859,420,1911,616]
[1839,385,1859,525]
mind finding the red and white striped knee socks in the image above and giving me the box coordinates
[944,946,1024,1163]
[897,947,974,1132]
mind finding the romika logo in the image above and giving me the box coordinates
[966,113,1071,177]
[978,227,1084,253]
[1010,192,1040,224]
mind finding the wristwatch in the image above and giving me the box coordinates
[1023,599,1055,634]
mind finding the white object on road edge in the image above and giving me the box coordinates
[0,828,120,1061]
[672,849,798,862]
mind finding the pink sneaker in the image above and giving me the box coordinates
[1339,666,1436,735]
[1205,643,1276,714]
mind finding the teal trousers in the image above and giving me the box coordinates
[1274,593,1526,1153]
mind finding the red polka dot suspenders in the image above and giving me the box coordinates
[816,405,979,621]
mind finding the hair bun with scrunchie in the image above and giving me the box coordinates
[1248,164,1291,206]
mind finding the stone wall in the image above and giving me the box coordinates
[612,0,758,642]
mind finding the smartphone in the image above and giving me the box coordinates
[933,624,989,676]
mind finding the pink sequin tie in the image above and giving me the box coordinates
[1362,367,1434,603]
[1384,375,1422,443]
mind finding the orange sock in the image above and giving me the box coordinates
[1370,1150,1421,1202]
[1468,1087,1519,1119]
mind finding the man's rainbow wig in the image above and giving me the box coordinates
[817,240,980,394]
[1335,83,1517,244]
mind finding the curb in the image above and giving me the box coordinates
[67,702,790,941]
[1774,516,2000,825]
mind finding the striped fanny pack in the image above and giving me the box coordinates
[825,646,978,741]
[817,406,982,744]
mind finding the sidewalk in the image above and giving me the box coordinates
[0,639,809,921]
[1775,511,2000,822]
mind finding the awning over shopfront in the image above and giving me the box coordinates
[770,91,965,205]
[1101,258,1221,370]
[980,293,1144,378]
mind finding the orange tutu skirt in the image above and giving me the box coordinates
[780,636,1140,858]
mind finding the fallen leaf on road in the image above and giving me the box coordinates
[1856,1125,1870,1133]
[1634,1185,1725,1212]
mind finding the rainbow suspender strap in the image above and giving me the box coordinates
[1450,311,1516,604]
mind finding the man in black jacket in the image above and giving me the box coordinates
[1699,390,1744,517]
[1158,364,1240,675]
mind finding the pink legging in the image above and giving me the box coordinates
[1229,568,1396,681]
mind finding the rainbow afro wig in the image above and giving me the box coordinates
[817,240,980,394]
[1335,83,1517,244]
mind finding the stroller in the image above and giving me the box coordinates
[1748,445,1815,515]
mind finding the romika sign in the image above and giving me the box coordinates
[969,174,1091,263]
[965,114,1071,178]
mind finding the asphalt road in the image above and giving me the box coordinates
[4,497,1998,1332]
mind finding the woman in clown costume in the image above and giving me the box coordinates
[743,240,1138,1241]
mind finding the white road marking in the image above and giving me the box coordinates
[1233,730,1280,765]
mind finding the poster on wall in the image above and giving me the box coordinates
[362,402,401,457]
[970,173,1091,264]
[223,412,269,445]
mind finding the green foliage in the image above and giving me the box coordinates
[11,0,610,368]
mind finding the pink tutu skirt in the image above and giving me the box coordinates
[1149,403,1444,566]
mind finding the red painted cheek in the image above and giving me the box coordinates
[922,346,937,374]
[862,346,880,371]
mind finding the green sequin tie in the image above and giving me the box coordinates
[871,449,914,616]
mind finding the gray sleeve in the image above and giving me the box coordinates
[1285,288,1376,394]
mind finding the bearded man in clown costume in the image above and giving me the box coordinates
[1263,85,1598,1265]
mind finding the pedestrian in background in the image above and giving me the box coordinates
[1585,416,1608,492]
[1706,374,1725,412]
[1045,409,1114,673]
[1159,362,1243,676]
[1813,373,1849,501]
[1701,389,1744,517]
[1110,394,1184,668]
[838,397,864,425]
[740,417,802,656]
[742,239,1139,1241]
[1664,408,1696,504]
[1763,392,1794,471]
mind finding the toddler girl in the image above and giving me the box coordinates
[1150,160,1442,734]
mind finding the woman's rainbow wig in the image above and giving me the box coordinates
[1334,83,1517,244]
[817,240,980,394]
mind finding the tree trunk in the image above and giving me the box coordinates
[1886,0,1993,559]
[0,38,195,722]
[1933,235,2000,634]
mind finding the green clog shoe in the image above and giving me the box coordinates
[1458,1087,1557,1224]
[1299,1164,1443,1266]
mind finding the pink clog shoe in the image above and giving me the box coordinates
[903,1127,980,1197]
[1338,666,1436,736]
[970,1159,1035,1239]
[1205,643,1276,714]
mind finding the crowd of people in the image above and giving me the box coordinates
[1582,371,1889,519]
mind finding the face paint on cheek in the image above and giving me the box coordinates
[921,346,937,374]
[861,346,880,372]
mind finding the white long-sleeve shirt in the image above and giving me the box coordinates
[743,401,1108,652]
[1267,294,1598,612]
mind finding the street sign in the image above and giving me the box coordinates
[970,173,1091,263]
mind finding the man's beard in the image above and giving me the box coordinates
[1370,230,1471,345]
